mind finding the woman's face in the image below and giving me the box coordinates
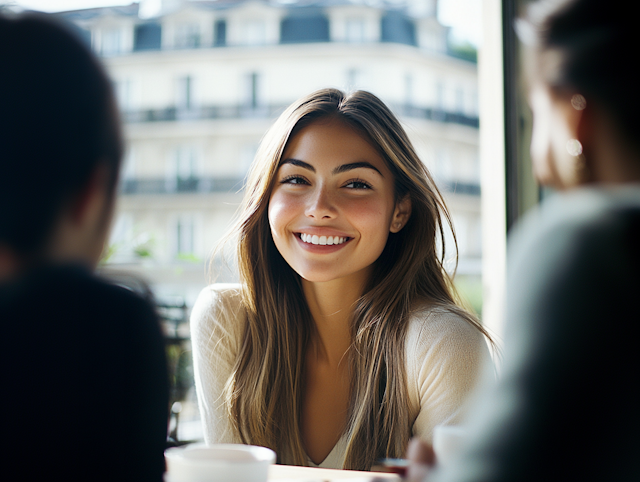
[268,118,408,285]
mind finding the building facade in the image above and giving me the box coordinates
[60,0,481,307]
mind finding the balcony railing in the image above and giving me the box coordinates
[121,105,288,123]
[393,104,479,128]
[119,177,479,197]
[120,177,244,195]
[440,181,481,196]
[121,104,479,128]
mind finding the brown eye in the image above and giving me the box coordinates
[281,175,310,185]
[344,179,372,189]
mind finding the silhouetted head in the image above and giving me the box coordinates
[0,12,123,263]
[517,0,639,187]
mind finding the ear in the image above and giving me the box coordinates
[558,92,590,147]
[551,91,593,185]
[389,194,412,233]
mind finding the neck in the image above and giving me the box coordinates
[582,105,640,185]
[302,269,370,367]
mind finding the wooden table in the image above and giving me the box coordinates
[269,464,400,481]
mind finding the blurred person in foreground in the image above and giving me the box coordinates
[406,0,640,480]
[0,13,168,482]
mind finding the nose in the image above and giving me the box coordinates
[305,185,336,219]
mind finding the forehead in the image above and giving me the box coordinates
[282,118,390,173]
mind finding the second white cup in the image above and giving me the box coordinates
[433,425,466,467]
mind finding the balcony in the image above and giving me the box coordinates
[120,177,244,195]
[393,104,479,128]
[440,181,481,196]
[121,104,479,128]
[119,177,479,197]
[121,105,288,124]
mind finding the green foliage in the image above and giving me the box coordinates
[132,232,155,259]
[166,344,194,403]
[176,252,201,263]
[100,230,156,264]
[134,244,154,258]
[449,41,478,63]
[454,274,483,317]
[99,242,119,265]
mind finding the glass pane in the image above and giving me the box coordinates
[18,0,490,445]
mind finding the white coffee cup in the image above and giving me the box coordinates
[433,425,466,467]
[164,443,276,482]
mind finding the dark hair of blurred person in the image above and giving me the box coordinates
[0,12,122,271]
[406,0,640,481]
[0,13,168,482]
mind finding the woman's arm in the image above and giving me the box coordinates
[406,308,493,441]
[190,284,245,444]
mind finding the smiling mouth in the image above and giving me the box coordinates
[299,233,350,246]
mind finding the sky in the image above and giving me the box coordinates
[7,0,483,46]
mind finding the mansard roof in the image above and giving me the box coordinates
[58,0,427,20]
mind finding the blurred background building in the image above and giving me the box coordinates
[0,0,483,442]
[56,0,482,314]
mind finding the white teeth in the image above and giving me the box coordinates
[300,233,347,245]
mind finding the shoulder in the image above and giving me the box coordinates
[405,305,488,361]
[191,283,244,325]
[88,271,162,341]
[507,187,640,326]
[190,283,246,346]
[7,264,159,332]
[509,187,640,273]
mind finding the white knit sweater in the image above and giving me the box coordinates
[190,283,492,469]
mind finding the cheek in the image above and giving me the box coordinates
[268,191,296,237]
[530,117,554,183]
[529,95,563,187]
[267,197,282,237]
[349,199,393,242]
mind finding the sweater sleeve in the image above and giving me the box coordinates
[406,307,493,442]
[190,284,245,444]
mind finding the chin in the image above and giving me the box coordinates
[297,271,342,284]
[293,265,350,284]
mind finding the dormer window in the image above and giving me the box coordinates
[134,22,162,51]
[381,12,416,46]
[280,13,329,43]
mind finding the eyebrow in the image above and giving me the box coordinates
[279,158,383,176]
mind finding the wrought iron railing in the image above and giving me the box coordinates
[119,176,479,196]
[120,177,244,195]
[121,104,479,128]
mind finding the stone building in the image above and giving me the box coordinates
[60,0,481,307]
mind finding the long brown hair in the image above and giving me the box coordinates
[218,89,492,469]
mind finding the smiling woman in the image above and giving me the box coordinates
[269,119,409,286]
[190,89,494,471]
